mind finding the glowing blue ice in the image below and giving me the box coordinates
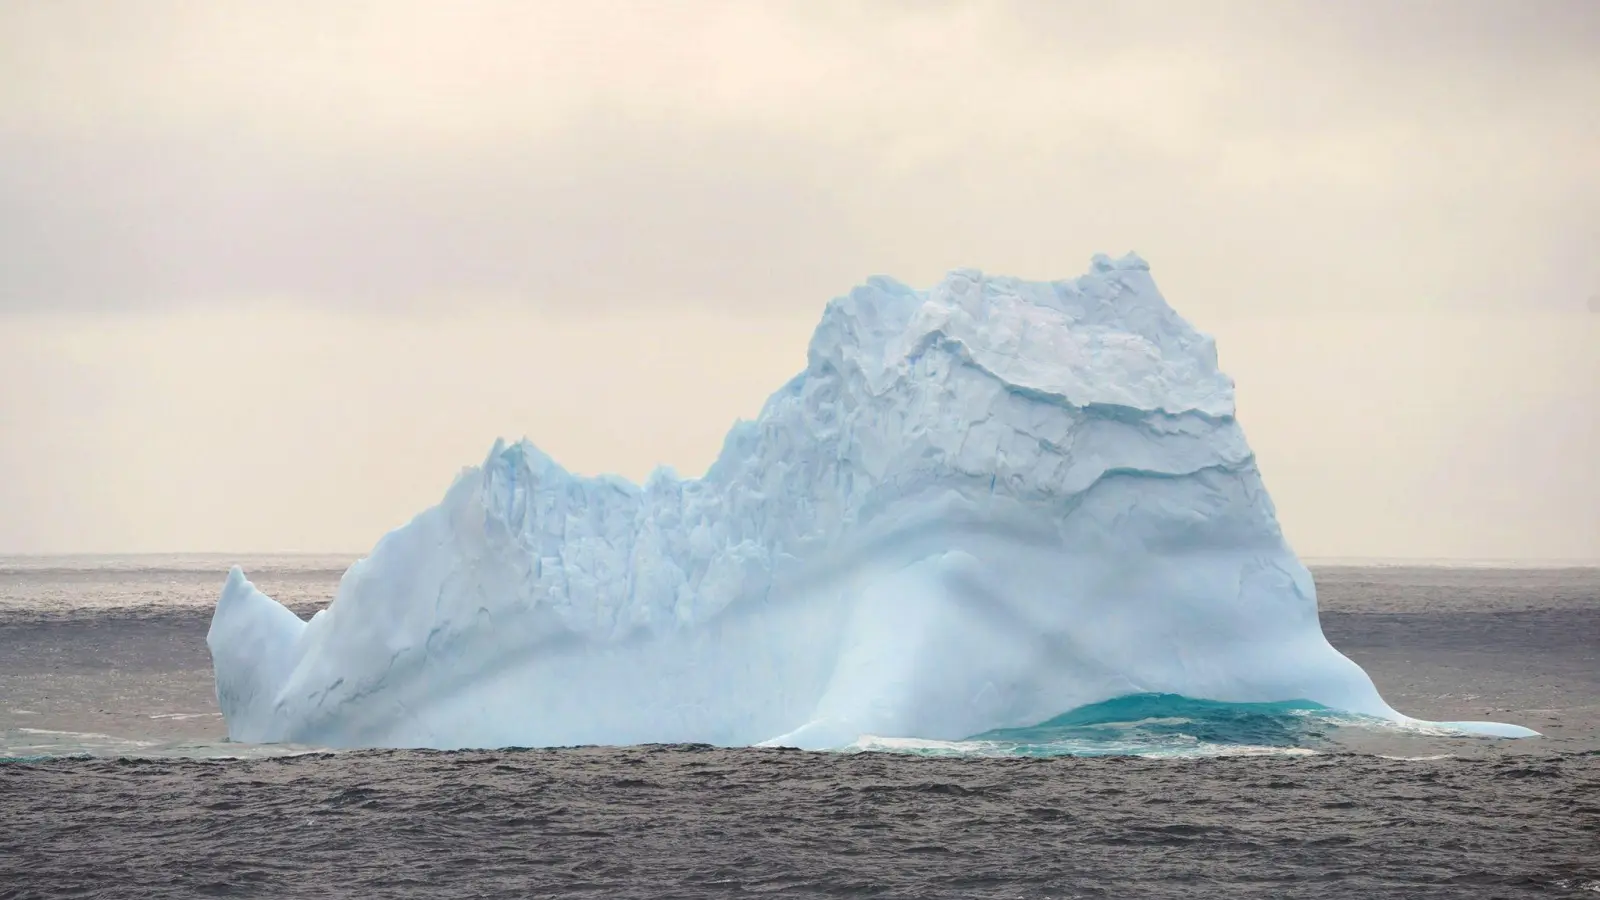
[209,253,1536,748]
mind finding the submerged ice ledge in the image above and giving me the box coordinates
[208,253,1537,749]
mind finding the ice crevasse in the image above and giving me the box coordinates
[209,253,1536,749]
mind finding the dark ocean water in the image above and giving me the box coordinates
[5,747,1598,899]
[1,558,1597,898]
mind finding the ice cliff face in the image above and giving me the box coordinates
[209,253,1534,748]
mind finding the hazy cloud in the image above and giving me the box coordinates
[1,125,874,313]
[2,0,1596,315]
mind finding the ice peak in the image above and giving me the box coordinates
[809,254,1232,418]
[1090,250,1150,272]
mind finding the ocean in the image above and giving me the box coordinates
[1,557,1596,898]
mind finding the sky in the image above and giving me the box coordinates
[1,0,1596,559]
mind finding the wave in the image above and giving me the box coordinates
[843,693,1530,759]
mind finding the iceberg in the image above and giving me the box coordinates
[209,253,1536,749]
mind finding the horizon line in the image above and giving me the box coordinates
[2,551,1597,569]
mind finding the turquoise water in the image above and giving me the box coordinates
[974,694,1331,751]
[842,694,1487,759]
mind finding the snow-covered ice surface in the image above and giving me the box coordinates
[208,253,1536,750]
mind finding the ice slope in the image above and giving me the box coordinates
[208,253,1536,749]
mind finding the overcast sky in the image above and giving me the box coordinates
[2,0,1596,558]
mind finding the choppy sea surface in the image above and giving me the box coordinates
[1,556,1597,898]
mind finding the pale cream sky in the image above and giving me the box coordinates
[1,0,1596,558]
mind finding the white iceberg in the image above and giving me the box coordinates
[209,253,1536,748]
